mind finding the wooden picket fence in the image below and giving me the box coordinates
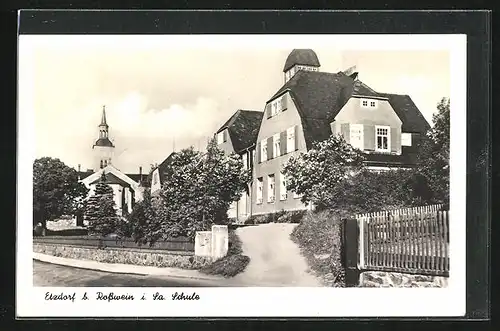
[356,204,449,277]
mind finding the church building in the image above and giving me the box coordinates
[78,106,145,217]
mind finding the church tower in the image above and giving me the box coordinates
[92,105,115,170]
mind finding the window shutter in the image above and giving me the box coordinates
[280,131,287,155]
[267,137,273,160]
[330,122,336,136]
[364,125,375,151]
[266,104,272,119]
[341,123,350,144]
[391,127,398,153]
[256,142,261,163]
[281,95,288,111]
[294,125,299,151]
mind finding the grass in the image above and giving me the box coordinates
[199,230,250,278]
[290,210,346,287]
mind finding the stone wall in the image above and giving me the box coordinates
[359,271,448,288]
[34,244,212,270]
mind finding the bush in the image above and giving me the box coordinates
[45,228,88,236]
[199,254,250,277]
[244,210,308,225]
[199,230,250,277]
[290,209,346,287]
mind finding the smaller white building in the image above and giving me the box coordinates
[80,165,144,216]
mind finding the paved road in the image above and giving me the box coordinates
[233,223,322,286]
[33,260,237,287]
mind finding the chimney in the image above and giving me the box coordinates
[139,166,142,185]
[77,164,81,180]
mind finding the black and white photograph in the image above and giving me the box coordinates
[17,28,468,317]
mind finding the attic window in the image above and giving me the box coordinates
[361,99,377,108]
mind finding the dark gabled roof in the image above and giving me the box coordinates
[78,171,94,180]
[93,137,114,147]
[267,70,430,150]
[148,152,177,185]
[378,93,431,133]
[283,49,321,72]
[351,80,381,98]
[90,172,131,187]
[217,109,263,153]
[125,173,147,186]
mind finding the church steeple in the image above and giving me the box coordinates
[100,105,108,127]
[98,105,110,139]
[93,105,115,170]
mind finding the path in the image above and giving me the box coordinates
[233,223,322,286]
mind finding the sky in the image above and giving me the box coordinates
[20,35,450,174]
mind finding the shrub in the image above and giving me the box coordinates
[244,210,308,225]
[199,230,250,277]
[199,254,250,277]
[290,209,346,287]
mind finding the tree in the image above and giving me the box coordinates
[33,157,89,229]
[282,134,366,210]
[124,188,157,245]
[416,97,450,205]
[84,173,119,236]
[135,140,250,244]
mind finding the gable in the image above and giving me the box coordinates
[80,165,139,190]
[216,110,263,154]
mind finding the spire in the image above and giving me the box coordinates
[100,105,108,127]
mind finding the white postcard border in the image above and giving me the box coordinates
[17,34,467,318]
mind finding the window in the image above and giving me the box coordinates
[256,178,263,204]
[276,98,282,112]
[287,126,295,153]
[261,139,268,162]
[217,130,226,144]
[267,174,275,203]
[349,124,364,150]
[242,153,248,170]
[153,171,159,186]
[401,133,412,146]
[272,101,279,116]
[273,133,281,158]
[361,98,377,108]
[279,173,287,201]
[375,126,390,152]
[100,160,103,169]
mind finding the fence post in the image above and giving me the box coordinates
[343,218,360,287]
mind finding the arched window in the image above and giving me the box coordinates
[100,160,103,168]
[104,160,108,167]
